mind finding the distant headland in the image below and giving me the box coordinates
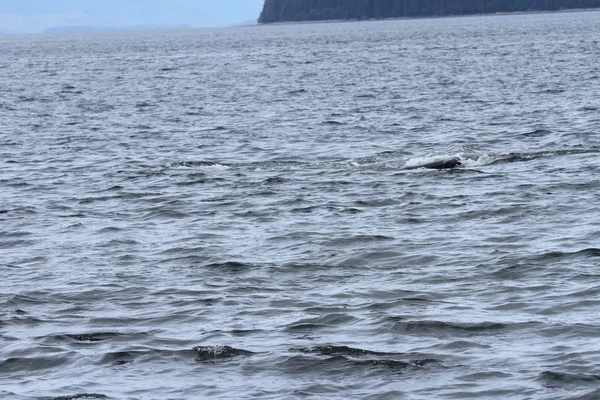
[258,0,600,23]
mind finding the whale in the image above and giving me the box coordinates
[404,157,463,170]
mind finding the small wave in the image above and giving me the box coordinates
[482,148,600,166]
[539,371,600,387]
[386,319,540,335]
[0,355,72,374]
[535,248,600,261]
[169,161,230,170]
[193,345,254,360]
[279,351,441,375]
[562,390,600,400]
[295,345,393,357]
[42,332,125,343]
[50,394,108,400]
[98,351,136,366]
[294,346,442,367]
[278,354,410,374]
[327,235,395,246]
[521,129,553,137]
[204,261,255,272]
[135,101,156,109]
[262,176,287,184]
[285,314,357,331]
[496,249,600,277]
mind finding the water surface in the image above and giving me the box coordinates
[2,11,600,400]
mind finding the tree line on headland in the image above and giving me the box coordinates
[258,0,600,23]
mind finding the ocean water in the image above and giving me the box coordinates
[1,11,600,400]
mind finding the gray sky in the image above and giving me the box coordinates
[0,0,265,34]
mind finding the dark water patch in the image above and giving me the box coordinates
[58,332,123,342]
[0,355,72,374]
[8,315,48,327]
[487,148,600,165]
[458,370,513,382]
[104,185,123,191]
[538,323,600,340]
[295,345,395,357]
[285,314,358,331]
[278,352,438,377]
[98,352,135,366]
[491,264,546,280]
[495,248,600,280]
[193,345,254,361]
[96,226,122,233]
[104,348,198,364]
[539,88,566,94]
[387,319,539,336]
[354,199,398,207]
[331,235,395,245]
[539,371,600,387]
[4,294,48,307]
[262,176,287,184]
[76,102,115,113]
[362,297,434,311]
[142,209,188,220]
[0,239,35,249]
[135,101,156,108]
[78,195,123,204]
[352,359,411,370]
[203,261,256,273]
[50,394,108,400]
[535,248,600,261]
[170,160,225,168]
[297,349,442,368]
[18,95,37,102]
[229,329,265,337]
[291,206,317,214]
[101,238,139,247]
[564,389,600,400]
[176,178,207,186]
[522,129,553,137]
[278,354,408,375]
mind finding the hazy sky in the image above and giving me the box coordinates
[0,0,265,33]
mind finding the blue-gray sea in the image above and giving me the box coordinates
[2,10,600,400]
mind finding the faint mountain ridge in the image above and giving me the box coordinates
[232,19,258,26]
[42,24,193,34]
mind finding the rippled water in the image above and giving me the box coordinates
[2,11,600,400]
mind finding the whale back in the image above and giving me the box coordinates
[406,157,463,170]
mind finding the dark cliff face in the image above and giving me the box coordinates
[258,0,600,23]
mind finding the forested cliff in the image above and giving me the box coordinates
[258,0,600,23]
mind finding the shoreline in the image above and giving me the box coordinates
[257,7,600,26]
